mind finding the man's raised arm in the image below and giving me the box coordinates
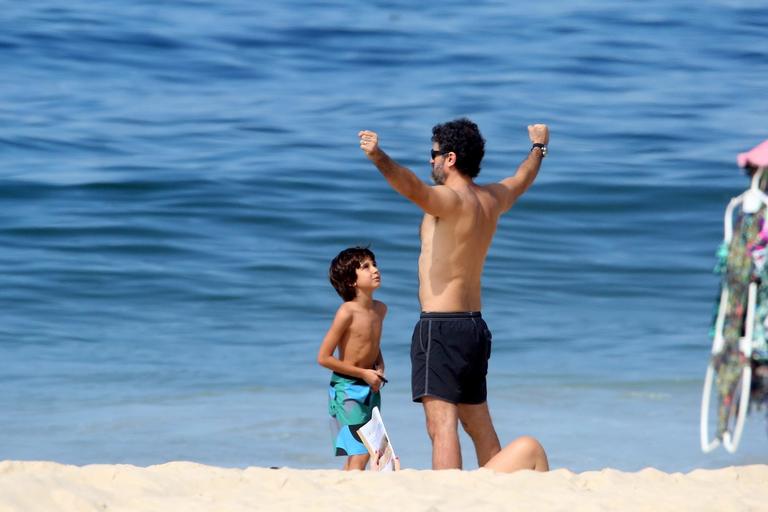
[359,130,459,217]
[489,124,549,213]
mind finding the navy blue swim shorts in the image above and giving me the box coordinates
[410,311,492,404]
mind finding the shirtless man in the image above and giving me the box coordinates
[359,118,548,469]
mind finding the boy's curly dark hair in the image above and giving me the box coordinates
[431,118,486,178]
[329,246,376,302]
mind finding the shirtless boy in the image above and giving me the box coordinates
[359,119,549,469]
[317,246,387,470]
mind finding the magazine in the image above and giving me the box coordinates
[358,406,397,471]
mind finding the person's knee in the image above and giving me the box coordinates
[516,436,548,470]
[423,399,458,440]
[459,413,495,440]
[426,420,456,441]
[459,416,480,438]
[515,436,542,455]
[425,415,457,441]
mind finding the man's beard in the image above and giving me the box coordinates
[431,161,446,185]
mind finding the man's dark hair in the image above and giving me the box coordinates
[329,246,376,302]
[431,118,486,178]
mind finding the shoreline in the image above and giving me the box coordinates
[1,461,765,511]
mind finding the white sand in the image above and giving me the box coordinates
[0,461,766,512]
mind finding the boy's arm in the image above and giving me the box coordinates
[487,124,549,213]
[359,130,460,217]
[373,301,387,374]
[374,350,384,372]
[317,305,385,390]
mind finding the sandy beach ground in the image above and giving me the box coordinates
[0,461,765,512]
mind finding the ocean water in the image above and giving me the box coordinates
[1,0,768,472]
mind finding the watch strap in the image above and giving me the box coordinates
[531,143,547,157]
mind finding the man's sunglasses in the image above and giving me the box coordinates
[430,149,450,159]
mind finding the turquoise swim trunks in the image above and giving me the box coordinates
[328,372,381,456]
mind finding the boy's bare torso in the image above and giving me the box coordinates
[337,300,386,369]
[419,184,501,312]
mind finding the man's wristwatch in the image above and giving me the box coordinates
[531,143,547,158]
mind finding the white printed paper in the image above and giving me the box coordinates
[357,407,397,471]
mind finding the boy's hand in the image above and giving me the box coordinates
[361,368,385,392]
[370,449,385,471]
[528,124,549,145]
[369,451,400,471]
[358,130,380,156]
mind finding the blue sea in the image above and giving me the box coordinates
[2,0,767,472]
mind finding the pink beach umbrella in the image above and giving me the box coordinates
[738,140,768,169]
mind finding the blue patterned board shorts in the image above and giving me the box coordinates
[328,372,381,456]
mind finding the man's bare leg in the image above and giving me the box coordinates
[457,401,501,467]
[422,397,462,469]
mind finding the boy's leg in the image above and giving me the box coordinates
[423,397,461,469]
[346,454,369,471]
[457,401,501,467]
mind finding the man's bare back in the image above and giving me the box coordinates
[419,184,501,312]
